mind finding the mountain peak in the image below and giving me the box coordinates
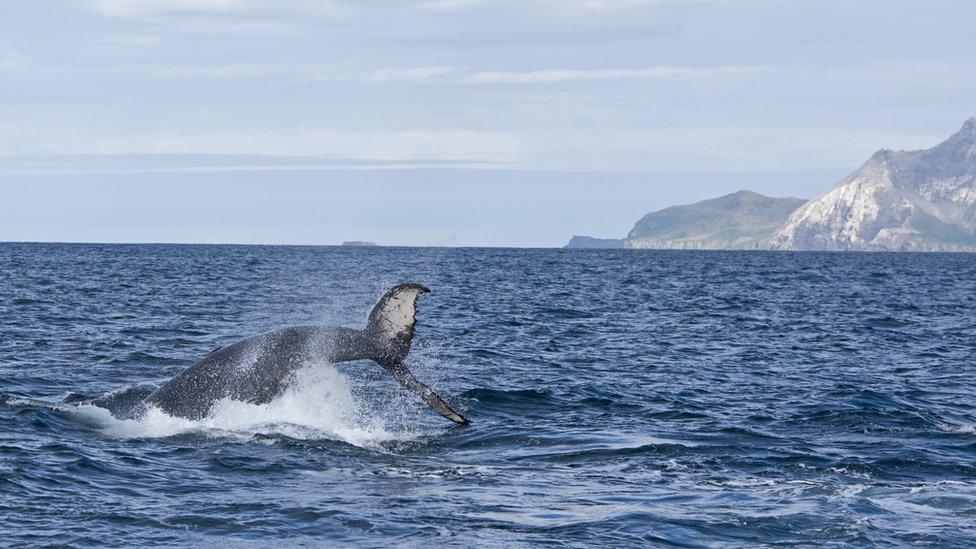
[938,116,976,145]
[765,117,976,252]
[953,116,976,140]
[932,116,976,159]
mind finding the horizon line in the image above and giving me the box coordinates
[3,240,972,254]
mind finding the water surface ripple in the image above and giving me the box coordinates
[1,244,975,546]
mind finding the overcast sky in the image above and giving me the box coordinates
[1,0,974,246]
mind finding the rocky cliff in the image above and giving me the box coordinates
[764,118,976,251]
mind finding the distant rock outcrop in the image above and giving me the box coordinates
[564,191,805,249]
[565,236,625,249]
[764,118,976,251]
[341,241,378,247]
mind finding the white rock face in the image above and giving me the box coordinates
[764,118,976,251]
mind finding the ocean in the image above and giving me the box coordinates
[1,243,974,546]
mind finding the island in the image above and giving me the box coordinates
[568,117,976,252]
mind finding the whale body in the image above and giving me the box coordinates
[130,283,468,424]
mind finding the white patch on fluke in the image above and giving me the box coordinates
[65,365,422,448]
[371,287,423,340]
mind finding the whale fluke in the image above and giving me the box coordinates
[387,362,470,425]
[364,283,470,424]
[364,283,429,365]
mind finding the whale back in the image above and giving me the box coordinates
[364,283,430,364]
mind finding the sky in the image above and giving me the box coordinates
[1,0,974,246]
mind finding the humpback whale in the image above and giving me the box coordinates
[129,283,468,424]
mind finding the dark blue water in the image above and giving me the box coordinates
[2,244,975,546]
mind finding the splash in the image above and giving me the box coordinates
[65,365,423,448]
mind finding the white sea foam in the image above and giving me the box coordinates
[937,422,976,435]
[64,365,423,448]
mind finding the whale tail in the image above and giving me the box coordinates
[364,283,469,425]
[364,282,430,364]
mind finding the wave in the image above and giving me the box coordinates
[10,366,427,449]
[937,422,976,435]
[461,388,554,406]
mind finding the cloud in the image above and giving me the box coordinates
[96,129,523,161]
[146,62,332,79]
[518,126,947,171]
[415,0,488,10]
[99,34,162,46]
[87,0,248,18]
[0,50,28,70]
[462,66,760,84]
[87,0,351,22]
[355,66,458,84]
[97,62,459,83]
[0,122,522,163]
[89,0,710,18]
[575,0,712,10]
[86,0,725,29]
[415,0,721,11]
[98,62,757,85]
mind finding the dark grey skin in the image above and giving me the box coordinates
[130,283,469,424]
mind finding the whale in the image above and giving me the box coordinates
[128,283,469,424]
